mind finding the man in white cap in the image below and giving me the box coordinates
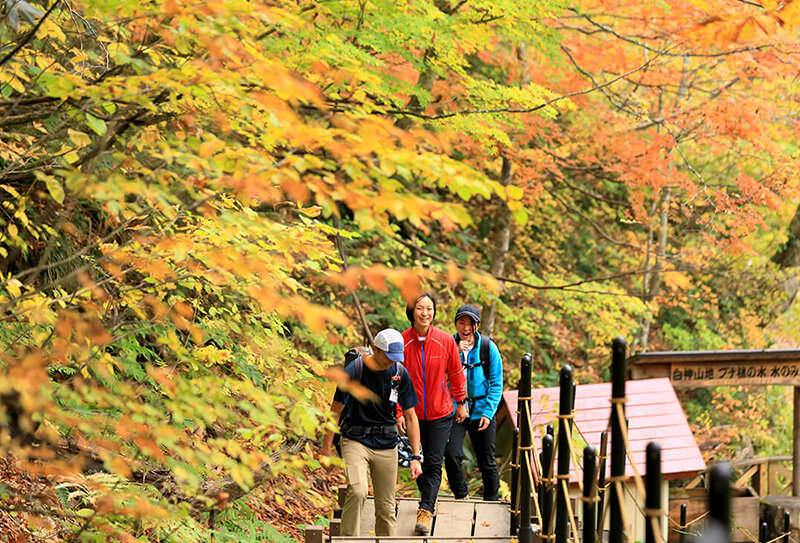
[322,329,422,536]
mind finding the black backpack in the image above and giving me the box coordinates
[454,333,493,379]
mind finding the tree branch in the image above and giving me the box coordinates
[389,233,647,292]
[383,49,661,121]
[332,216,373,343]
[568,8,782,58]
[0,0,63,69]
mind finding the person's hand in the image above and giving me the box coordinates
[455,403,468,423]
[458,339,472,353]
[397,418,407,435]
[477,416,490,431]
[410,459,422,479]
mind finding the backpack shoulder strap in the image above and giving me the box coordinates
[340,356,364,423]
[479,334,491,380]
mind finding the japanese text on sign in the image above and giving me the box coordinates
[670,362,800,387]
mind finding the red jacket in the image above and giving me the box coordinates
[402,325,467,421]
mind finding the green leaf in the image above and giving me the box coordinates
[513,206,528,226]
[46,178,65,203]
[34,172,65,204]
[85,113,107,136]
[63,150,80,165]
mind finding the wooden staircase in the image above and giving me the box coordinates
[305,488,514,543]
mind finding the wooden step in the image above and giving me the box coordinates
[326,494,512,540]
[331,537,515,543]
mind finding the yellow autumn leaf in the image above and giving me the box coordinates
[778,0,800,28]
[41,19,66,42]
[35,55,52,70]
[686,0,711,11]
[0,72,25,93]
[69,48,89,65]
[6,278,22,298]
[107,42,131,59]
[68,129,92,147]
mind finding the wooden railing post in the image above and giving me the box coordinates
[555,365,574,543]
[752,461,767,496]
[541,432,555,540]
[709,463,731,532]
[597,430,608,535]
[330,483,347,538]
[511,427,520,535]
[330,517,341,537]
[645,442,661,543]
[583,446,598,543]
[704,462,732,543]
[793,386,800,496]
[679,503,687,543]
[519,353,534,543]
[783,511,791,543]
[305,525,324,543]
[609,337,627,543]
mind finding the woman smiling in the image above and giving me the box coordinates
[400,293,467,535]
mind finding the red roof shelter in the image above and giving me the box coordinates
[498,377,705,482]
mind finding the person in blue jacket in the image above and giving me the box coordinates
[443,304,503,501]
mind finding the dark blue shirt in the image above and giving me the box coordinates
[333,357,418,449]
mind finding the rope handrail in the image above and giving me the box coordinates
[560,478,581,542]
[516,397,544,524]
[519,399,544,478]
[613,401,646,499]
[613,480,635,543]
[562,416,584,495]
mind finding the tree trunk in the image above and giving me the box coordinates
[772,206,800,268]
[481,43,528,336]
[635,188,670,353]
[770,205,800,316]
[482,156,513,336]
[395,49,436,131]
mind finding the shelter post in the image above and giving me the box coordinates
[794,387,800,496]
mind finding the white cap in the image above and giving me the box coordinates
[373,329,404,363]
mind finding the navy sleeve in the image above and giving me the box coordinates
[397,366,418,410]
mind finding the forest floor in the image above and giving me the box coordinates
[0,442,434,542]
[249,463,345,541]
[0,455,346,542]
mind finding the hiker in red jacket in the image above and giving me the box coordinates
[400,293,467,535]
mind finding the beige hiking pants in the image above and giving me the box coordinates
[340,438,398,536]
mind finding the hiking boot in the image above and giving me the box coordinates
[414,508,433,535]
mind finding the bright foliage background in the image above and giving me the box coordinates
[2,0,800,539]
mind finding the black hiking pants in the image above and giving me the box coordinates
[443,417,499,501]
[417,414,454,512]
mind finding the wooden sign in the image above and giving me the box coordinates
[670,361,800,387]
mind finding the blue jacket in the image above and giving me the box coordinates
[454,332,503,421]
